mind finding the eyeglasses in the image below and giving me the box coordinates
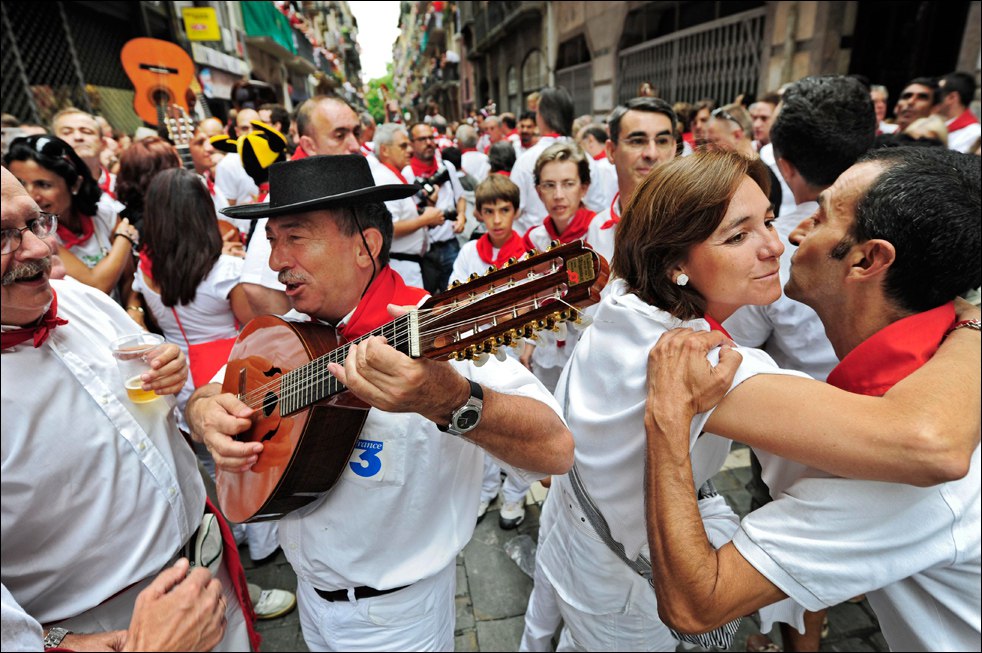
[537,180,582,193]
[1,213,58,255]
[711,107,739,124]
[11,135,88,176]
[619,135,676,151]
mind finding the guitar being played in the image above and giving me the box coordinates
[185,153,577,650]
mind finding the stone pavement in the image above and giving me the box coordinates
[246,443,888,652]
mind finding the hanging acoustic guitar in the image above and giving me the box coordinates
[121,37,195,126]
[216,241,609,522]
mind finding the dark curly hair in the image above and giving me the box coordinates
[4,135,101,217]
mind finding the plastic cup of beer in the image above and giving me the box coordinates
[111,333,166,403]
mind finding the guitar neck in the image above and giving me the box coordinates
[276,313,420,415]
[176,144,194,171]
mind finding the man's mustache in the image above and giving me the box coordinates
[1,257,51,286]
[278,270,309,285]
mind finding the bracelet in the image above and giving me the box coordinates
[112,232,137,248]
[126,305,144,314]
[945,318,981,338]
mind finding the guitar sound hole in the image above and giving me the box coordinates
[263,392,279,417]
[150,88,173,105]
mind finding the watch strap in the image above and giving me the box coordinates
[437,379,483,434]
[44,627,72,649]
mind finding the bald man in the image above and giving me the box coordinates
[214,108,260,205]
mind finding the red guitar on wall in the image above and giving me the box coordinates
[121,37,195,126]
[216,242,609,522]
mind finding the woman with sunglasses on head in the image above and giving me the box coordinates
[4,135,137,298]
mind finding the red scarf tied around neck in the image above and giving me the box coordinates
[1,289,69,350]
[56,215,95,251]
[337,266,429,340]
[476,230,526,269]
[524,207,595,250]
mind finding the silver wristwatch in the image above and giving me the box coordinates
[43,627,71,649]
[438,380,484,436]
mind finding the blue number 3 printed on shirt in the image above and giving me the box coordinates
[349,439,384,478]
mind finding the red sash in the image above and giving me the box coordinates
[99,167,116,199]
[476,231,526,269]
[206,498,261,651]
[826,302,954,397]
[0,289,68,350]
[56,214,95,250]
[601,193,621,230]
[947,109,980,134]
[337,266,429,340]
[380,161,410,184]
[409,156,439,178]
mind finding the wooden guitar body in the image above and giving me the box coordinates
[121,38,194,126]
[217,316,368,522]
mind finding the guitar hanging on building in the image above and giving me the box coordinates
[121,37,195,126]
[216,241,609,522]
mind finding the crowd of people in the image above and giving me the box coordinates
[1,65,980,653]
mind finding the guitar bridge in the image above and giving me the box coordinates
[407,309,421,358]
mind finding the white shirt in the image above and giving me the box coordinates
[133,255,243,411]
[759,143,796,219]
[724,201,839,383]
[240,218,286,291]
[449,239,488,287]
[585,202,618,266]
[214,152,259,204]
[1,584,42,653]
[460,150,490,183]
[878,121,899,134]
[58,195,118,270]
[510,136,606,235]
[734,446,981,651]
[594,157,618,209]
[274,312,563,591]
[403,161,464,244]
[945,113,982,154]
[367,154,426,257]
[1,278,204,624]
[536,278,807,617]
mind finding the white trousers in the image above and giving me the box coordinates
[297,560,456,652]
[481,454,532,504]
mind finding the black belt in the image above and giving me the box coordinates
[314,584,409,602]
[429,239,456,248]
[390,253,423,263]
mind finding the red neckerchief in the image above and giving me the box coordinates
[460,147,477,153]
[494,170,511,177]
[593,151,607,161]
[57,215,95,250]
[601,193,621,230]
[826,302,954,396]
[542,207,595,244]
[540,133,561,139]
[476,230,525,268]
[257,182,269,202]
[947,109,980,133]
[203,171,216,197]
[337,266,429,340]
[98,166,115,199]
[1,289,69,350]
[290,144,309,160]
[380,160,410,184]
[703,313,732,339]
[360,143,373,157]
[409,156,439,178]
[139,248,154,280]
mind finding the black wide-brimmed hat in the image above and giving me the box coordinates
[221,154,418,220]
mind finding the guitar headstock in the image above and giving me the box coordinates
[416,241,609,362]
[163,104,195,149]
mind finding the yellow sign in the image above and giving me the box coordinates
[182,7,220,42]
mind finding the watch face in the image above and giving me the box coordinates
[455,406,481,431]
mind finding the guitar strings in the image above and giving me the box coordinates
[235,295,550,409]
[235,293,561,409]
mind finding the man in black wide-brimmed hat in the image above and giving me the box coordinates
[186,154,573,651]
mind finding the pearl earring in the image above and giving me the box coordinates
[676,273,689,287]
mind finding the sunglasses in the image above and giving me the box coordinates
[11,135,88,177]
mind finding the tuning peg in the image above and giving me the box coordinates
[468,272,481,281]
[487,266,497,275]
[505,257,518,266]
[450,279,462,288]
[549,239,561,249]
[473,352,490,367]
[526,249,539,258]
[571,312,594,330]
[495,348,509,362]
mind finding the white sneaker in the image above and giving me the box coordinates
[477,499,491,524]
[498,500,525,530]
[253,588,297,620]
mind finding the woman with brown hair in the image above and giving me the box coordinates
[115,136,182,233]
[5,135,138,297]
[520,150,979,652]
